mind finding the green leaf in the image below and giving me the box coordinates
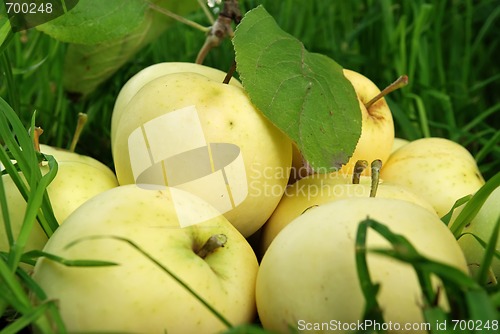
[232,5,361,172]
[60,0,200,97]
[36,0,148,45]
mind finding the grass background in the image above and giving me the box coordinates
[1,0,498,181]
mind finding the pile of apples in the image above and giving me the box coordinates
[2,62,498,333]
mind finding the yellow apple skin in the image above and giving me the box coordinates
[111,62,243,147]
[391,137,410,153]
[32,185,259,334]
[456,186,500,282]
[113,72,293,237]
[256,198,468,334]
[380,137,485,217]
[0,147,118,255]
[261,172,437,254]
[339,69,394,175]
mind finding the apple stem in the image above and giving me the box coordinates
[364,75,409,110]
[32,127,43,153]
[369,159,382,197]
[352,160,368,184]
[223,60,237,84]
[68,113,88,153]
[196,234,227,259]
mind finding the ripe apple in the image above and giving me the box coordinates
[391,137,410,153]
[380,137,485,217]
[334,70,403,175]
[112,71,293,237]
[261,170,436,254]
[32,184,259,333]
[110,62,243,147]
[0,144,119,256]
[256,198,468,333]
[456,185,500,282]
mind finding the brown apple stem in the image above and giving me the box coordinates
[223,60,237,84]
[364,75,409,110]
[69,113,88,153]
[352,160,368,184]
[196,234,227,259]
[33,127,44,152]
[369,159,382,197]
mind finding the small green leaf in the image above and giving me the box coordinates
[233,5,361,172]
[36,0,148,45]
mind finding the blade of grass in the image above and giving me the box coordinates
[0,301,52,334]
[407,93,431,138]
[441,194,472,226]
[474,131,500,165]
[475,216,500,285]
[449,171,500,238]
[354,218,386,329]
[22,249,119,267]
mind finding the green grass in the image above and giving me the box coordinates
[1,0,499,332]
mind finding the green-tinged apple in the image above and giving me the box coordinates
[380,137,485,217]
[112,70,293,237]
[261,168,436,254]
[257,198,468,334]
[391,137,410,153]
[0,127,119,256]
[456,185,500,282]
[32,184,259,334]
[111,62,243,147]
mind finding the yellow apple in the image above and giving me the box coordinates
[0,146,118,255]
[380,137,485,217]
[261,171,436,254]
[337,69,396,175]
[257,198,468,333]
[32,184,259,333]
[391,137,410,153]
[110,62,243,147]
[112,71,293,237]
